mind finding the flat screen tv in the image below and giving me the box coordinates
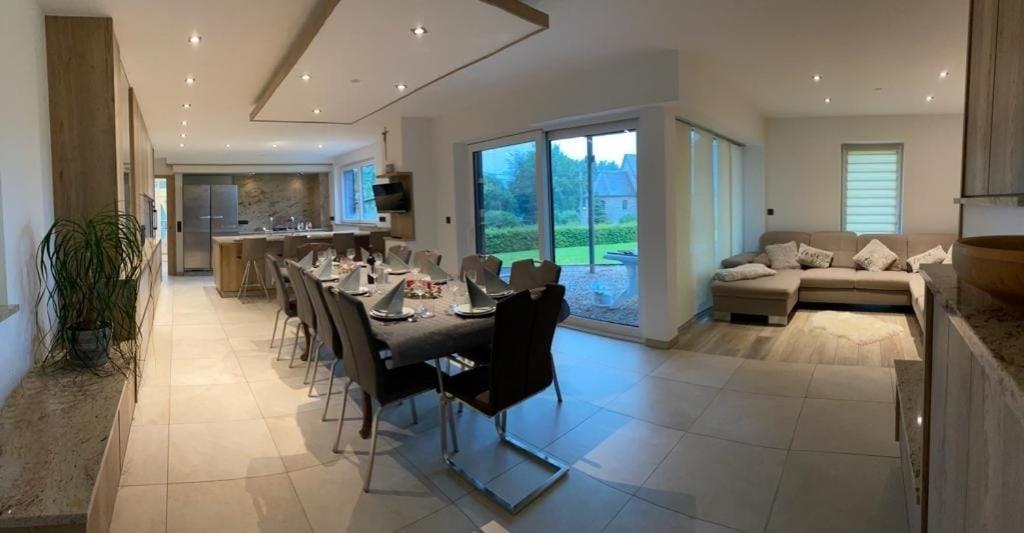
[372,182,410,213]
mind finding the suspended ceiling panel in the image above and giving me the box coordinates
[252,0,548,124]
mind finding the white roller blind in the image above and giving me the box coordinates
[842,144,903,234]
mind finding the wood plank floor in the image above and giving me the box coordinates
[675,307,923,368]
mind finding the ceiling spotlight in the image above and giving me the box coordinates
[811,74,822,82]
[225,143,231,148]
[182,103,191,109]
[188,34,201,45]
[312,108,322,115]
[185,75,196,86]
[823,97,831,103]
[178,143,185,148]
[179,133,187,138]
[395,83,407,91]
[300,73,311,82]
[181,120,188,126]
[939,70,951,79]
[271,143,278,148]
[926,94,935,102]
[411,26,428,36]
[317,144,324,148]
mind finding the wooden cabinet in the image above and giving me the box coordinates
[962,0,1024,197]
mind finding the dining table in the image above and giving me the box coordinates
[327,269,496,438]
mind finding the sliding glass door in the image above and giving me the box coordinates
[549,128,638,326]
[472,139,540,267]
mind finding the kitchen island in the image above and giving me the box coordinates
[211,229,380,297]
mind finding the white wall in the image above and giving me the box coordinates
[764,115,963,235]
[962,205,1024,237]
[0,0,54,403]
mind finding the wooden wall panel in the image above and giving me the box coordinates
[962,0,998,197]
[988,0,1024,195]
[129,88,154,227]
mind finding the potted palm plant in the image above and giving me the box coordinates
[36,210,145,374]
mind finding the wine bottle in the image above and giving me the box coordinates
[366,245,376,285]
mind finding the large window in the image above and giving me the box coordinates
[842,144,903,234]
[341,161,378,223]
[472,140,540,261]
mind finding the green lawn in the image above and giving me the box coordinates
[492,242,637,266]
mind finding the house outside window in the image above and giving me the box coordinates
[340,161,378,223]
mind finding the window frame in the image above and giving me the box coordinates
[841,143,904,234]
[338,160,378,223]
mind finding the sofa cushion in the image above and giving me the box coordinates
[854,239,899,272]
[712,269,802,300]
[797,243,834,268]
[907,233,957,257]
[857,234,908,271]
[800,267,857,289]
[721,252,757,268]
[714,263,777,282]
[854,270,912,291]
[909,272,926,301]
[760,232,811,250]
[809,231,859,268]
[765,241,800,269]
[907,245,947,273]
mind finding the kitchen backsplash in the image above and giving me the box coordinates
[234,173,328,230]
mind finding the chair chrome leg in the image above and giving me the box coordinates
[363,405,384,493]
[322,359,338,421]
[276,317,294,361]
[447,395,459,453]
[288,322,301,367]
[332,379,352,452]
[270,310,281,349]
[305,338,322,391]
[551,356,563,403]
[409,395,418,424]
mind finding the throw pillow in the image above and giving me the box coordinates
[943,245,954,264]
[764,241,800,270]
[714,263,777,282]
[753,252,771,266]
[854,239,898,272]
[797,243,834,268]
[907,245,947,273]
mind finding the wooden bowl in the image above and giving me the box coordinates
[953,236,1024,305]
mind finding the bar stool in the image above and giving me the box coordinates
[283,235,307,259]
[238,238,270,300]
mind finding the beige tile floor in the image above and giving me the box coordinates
[114,274,909,532]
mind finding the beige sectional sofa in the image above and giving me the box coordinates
[712,231,956,327]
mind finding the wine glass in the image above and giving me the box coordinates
[449,282,462,315]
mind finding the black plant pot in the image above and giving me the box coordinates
[68,326,112,368]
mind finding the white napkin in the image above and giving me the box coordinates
[466,278,496,310]
[372,282,406,316]
[297,251,314,269]
[418,257,450,282]
[479,267,510,294]
[339,267,361,292]
[385,252,410,271]
[314,259,335,280]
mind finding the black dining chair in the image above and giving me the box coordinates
[506,258,566,401]
[298,269,343,406]
[266,253,298,354]
[412,249,443,268]
[437,284,569,513]
[459,254,502,281]
[322,288,436,492]
[285,260,318,367]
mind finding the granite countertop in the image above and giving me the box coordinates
[212,229,373,243]
[0,369,127,527]
[920,264,1024,426]
[894,359,925,500]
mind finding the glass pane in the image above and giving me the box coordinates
[551,130,638,326]
[473,141,539,265]
[342,169,357,220]
[361,164,378,221]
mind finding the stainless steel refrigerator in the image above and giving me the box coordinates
[183,184,239,271]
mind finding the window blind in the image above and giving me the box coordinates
[842,144,903,234]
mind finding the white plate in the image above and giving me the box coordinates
[454,303,496,317]
[487,289,514,298]
[343,286,369,296]
[370,307,415,320]
[386,269,410,275]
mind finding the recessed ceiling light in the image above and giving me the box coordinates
[411,26,428,36]
[178,143,185,148]
[300,73,311,82]
[179,133,186,138]
[182,103,191,109]
[312,108,322,115]
[225,143,231,148]
[811,74,822,82]
[185,75,196,86]
[317,144,324,148]
[395,83,407,91]
[823,97,831,103]
[181,120,188,126]
[350,78,360,84]
[939,70,951,79]
[926,94,935,102]
[271,144,278,148]
[188,34,201,45]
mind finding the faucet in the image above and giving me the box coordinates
[288,216,296,232]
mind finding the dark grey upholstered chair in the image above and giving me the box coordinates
[506,258,567,401]
[266,253,298,354]
[387,244,412,263]
[296,242,330,260]
[323,288,436,492]
[298,269,343,407]
[459,254,502,281]
[285,260,317,368]
[369,231,388,254]
[283,235,307,260]
[412,249,443,268]
[437,285,569,513]
[332,233,357,258]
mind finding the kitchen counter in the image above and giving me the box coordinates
[211,229,373,243]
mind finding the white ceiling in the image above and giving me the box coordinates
[39,0,969,164]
